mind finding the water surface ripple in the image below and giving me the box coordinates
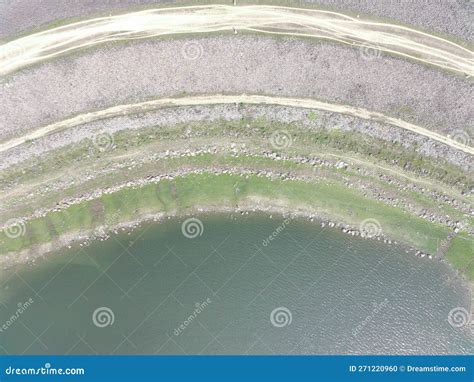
[0,214,472,354]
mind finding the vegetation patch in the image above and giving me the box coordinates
[2,172,471,280]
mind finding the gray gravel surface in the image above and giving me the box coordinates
[0,36,471,141]
[0,0,472,42]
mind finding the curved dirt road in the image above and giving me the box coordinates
[1,94,472,155]
[0,5,472,76]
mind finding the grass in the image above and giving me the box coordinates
[2,172,467,274]
[3,119,471,193]
[3,148,469,233]
[446,232,474,281]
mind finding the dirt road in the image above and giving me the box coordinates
[0,94,471,155]
[0,5,472,76]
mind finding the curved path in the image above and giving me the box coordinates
[0,94,472,155]
[0,5,472,76]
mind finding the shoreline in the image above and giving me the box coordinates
[0,168,466,266]
[0,199,449,269]
[2,178,471,314]
[2,202,472,307]
[1,167,471,284]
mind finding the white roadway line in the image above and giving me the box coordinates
[0,94,472,155]
[0,5,472,76]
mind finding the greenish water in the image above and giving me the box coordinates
[0,214,472,354]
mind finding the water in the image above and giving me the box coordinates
[0,214,472,354]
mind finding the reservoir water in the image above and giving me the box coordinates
[0,214,472,354]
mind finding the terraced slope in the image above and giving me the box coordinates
[0,2,472,284]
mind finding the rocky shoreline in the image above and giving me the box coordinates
[0,200,438,271]
[0,168,459,271]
